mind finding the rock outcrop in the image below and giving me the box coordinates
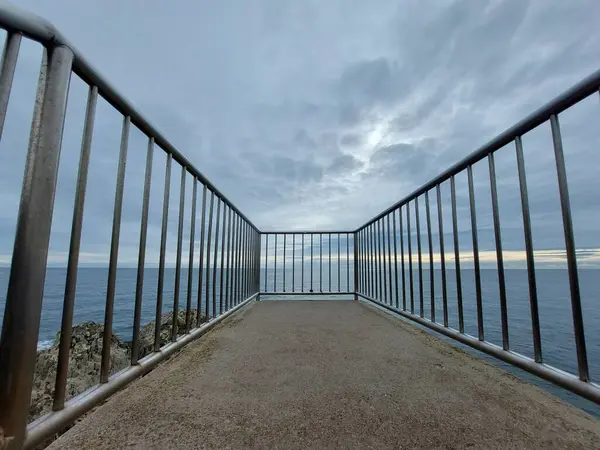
[29,309,207,423]
[137,309,206,359]
[30,322,130,422]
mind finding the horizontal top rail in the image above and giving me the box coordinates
[356,68,600,232]
[0,3,258,232]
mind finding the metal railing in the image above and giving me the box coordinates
[260,232,355,296]
[1,3,600,449]
[0,5,260,449]
[353,69,600,406]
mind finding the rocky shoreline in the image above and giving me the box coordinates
[30,310,207,422]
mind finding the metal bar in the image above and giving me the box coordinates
[235,214,242,305]
[0,32,21,144]
[231,214,239,304]
[53,84,97,410]
[225,207,233,310]
[318,234,324,291]
[292,234,295,292]
[130,136,153,364]
[244,224,248,299]
[155,154,171,350]
[239,221,244,301]
[488,153,509,350]
[437,185,449,328]
[264,234,268,292]
[425,191,435,323]
[0,47,71,445]
[251,230,257,295]
[381,219,387,304]
[407,203,414,313]
[172,167,187,341]
[368,225,373,297]
[310,233,313,292]
[246,225,251,298]
[338,233,341,292]
[370,224,375,299]
[351,233,357,300]
[378,220,383,301]
[283,234,286,292]
[205,191,214,318]
[100,114,130,383]
[219,203,227,315]
[230,214,237,306]
[361,230,366,294]
[515,136,542,362]
[256,230,260,293]
[467,166,484,341]
[25,293,259,450]
[386,215,393,304]
[551,114,589,382]
[451,175,464,333]
[274,233,278,291]
[416,198,423,317]
[238,217,244,304]
[212,198,221,317]
[250,227,255,296]
[185,179,197,332]
[302,234,305,292]
[347,232,350,293]
[196,185,207,326]
[357,293,600,409]
[400,208,406,310]
[392,209,399,309]
[329,233,332,292]
[360,230,364,295]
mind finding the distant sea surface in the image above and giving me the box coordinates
[1,267,599,416]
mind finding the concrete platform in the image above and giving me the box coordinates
[49,300,600,449]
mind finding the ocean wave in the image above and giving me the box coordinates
[37,339,54,351]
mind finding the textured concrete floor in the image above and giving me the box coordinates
[49,300,600,449]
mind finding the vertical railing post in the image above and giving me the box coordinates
[155,154,172,350]
[517,135,543,363]
[172,167,187,341]
[131,136,154,363]
[0,45,73,449]
[467,166,484,341]
[353,232,358,300]
[196,185,207,326]
[54,85,98,408]
[292,234,295,292]
[185,180,197,332]
[101,114,130,383]
[437,185,448,328]
[264,234,268,293]
[551,114,589,382]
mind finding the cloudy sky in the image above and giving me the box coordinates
[0,0,599,268]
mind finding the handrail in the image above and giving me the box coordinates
[355,68,600,232]
[352,67,600,408]
[0,2,258,232]
[0,4,263,448]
